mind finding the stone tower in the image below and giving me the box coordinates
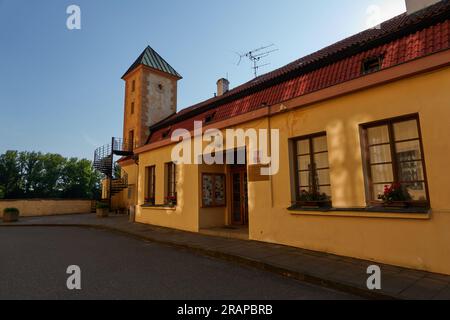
[121,46,181,149]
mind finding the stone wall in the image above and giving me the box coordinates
[0,199,92,217]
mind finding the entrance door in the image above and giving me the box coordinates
[230,166,248,225]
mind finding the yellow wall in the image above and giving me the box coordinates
[131,66,450,275]
[136,145,200,232]
[110,164,139,211]
[249,66,450,275]
[0,200,92,217]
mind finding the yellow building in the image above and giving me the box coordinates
[95,0,450,275]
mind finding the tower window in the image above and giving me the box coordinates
[131,102,135,115]
[131,80,136,92]
[362,55,384,75]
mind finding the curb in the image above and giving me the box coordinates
[0,223,399,300]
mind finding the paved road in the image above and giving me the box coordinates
[0,227,357,300]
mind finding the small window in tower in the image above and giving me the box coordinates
[131,102,135,115]
[158,83,164,91]
[362,55,384,75]
[132,80,136,92]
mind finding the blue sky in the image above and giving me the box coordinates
[0,0,406,160]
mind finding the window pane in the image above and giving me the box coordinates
[371,164,393,183]
[299,171,311,188]
[403,182,427,201]
[394,120,419,141]
[297,139,310,155]
[396,141,422,161]
[314,152,329,169]
[369,145,392,164]
[298,155,311,171]
[372,184,387,200]
[318,186,332,197]
[215,175,226,206]
[299,187,311,194]
[202,175,213,206]
[398,161,425,182]
[313,136,328,153]
[316,169,331,186]
[367,125,390,145]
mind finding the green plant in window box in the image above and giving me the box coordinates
[378,183,411,208]
[3,208,20,223]
[298,190,331,208]
[165,194,177,207]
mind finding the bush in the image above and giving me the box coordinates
[96,202,109,209]
[4,208,19,215]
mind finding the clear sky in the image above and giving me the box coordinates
[0,0,406,160]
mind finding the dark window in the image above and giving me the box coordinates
[292,133,331,204]
[362,55,383,75]
[131,102,135,115]
[128,130,134,151]
[131,80,136,92]
[202,173,226,207]
[165,162,177,206]
[205,112,216,124]
[361,115,429,206]
[162,129,171,139]
[145,166,156,205]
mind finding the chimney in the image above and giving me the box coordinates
[216,78,230,96]
[406,0,441,15]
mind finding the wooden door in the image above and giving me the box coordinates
[230,166,248,225]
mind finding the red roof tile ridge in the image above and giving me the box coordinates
[149,0,450,132]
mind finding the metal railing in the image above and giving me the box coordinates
[93,137,134,207]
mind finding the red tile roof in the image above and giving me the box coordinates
[147,1,450,144]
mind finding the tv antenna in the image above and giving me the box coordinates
[237,44,278,78]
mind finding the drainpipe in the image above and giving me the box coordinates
[267,105,274,208]
[109,137,114,210]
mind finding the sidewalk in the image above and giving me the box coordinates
[2,213,450,300]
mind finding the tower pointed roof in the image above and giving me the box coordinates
[122,46,182,79]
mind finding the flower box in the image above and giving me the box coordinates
[96,208,109,218]
[381,201,410,209]
[3,208,19,223]
[297,201,332,209]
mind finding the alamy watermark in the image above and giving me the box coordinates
[66,5,81,30]
[66,265,81,290]
[170,121,280,176]
[367,265,382,290]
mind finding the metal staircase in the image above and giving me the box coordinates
[93,138,134,205]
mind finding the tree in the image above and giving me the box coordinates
[18,151,43,197]
[0,151,101,200]
[40,153,66,197]
[0,151,21,198]
[61,158,101,199]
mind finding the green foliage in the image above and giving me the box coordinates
[0,151,101,200]
[3,208,20,215]
[299,190,330,202]
[113,163,122,180]
[378,183,411,203]
[96,202,109,209]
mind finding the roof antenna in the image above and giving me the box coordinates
[237,44,278,78]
